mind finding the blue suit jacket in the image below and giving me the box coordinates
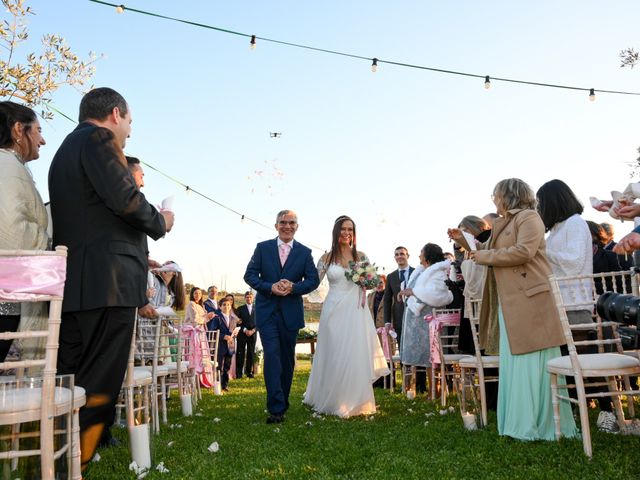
[244,238,320,331]
[204,299,222,331]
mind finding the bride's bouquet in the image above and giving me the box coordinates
[345,260,380,289]
[344,259,380,307]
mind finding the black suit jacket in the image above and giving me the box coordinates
[48,122,166,312]
[383,267,414,331]
[237,304,256,331]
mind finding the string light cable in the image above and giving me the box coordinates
[87,0,640,99]
[47,102,326,251]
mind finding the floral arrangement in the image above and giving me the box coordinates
[344,259,380,290]
[297,327,318,341]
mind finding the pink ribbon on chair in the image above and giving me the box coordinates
[180,324,205,374]
[0,256,67,301]
[425,312,460,367]
[376,327,391,361]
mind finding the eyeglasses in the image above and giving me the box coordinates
[278,221,297,226]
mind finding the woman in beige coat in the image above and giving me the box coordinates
[449,178,577,441]
[0,101,47,362]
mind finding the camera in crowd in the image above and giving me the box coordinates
[596,292,640,350]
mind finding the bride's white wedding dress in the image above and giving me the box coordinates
[304,263,390,417]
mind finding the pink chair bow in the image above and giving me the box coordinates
[180,324,206,374]
[376,327,391,361]
[425,312,460,366]
[0,255,67,301]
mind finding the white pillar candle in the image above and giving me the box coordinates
[406,389,415,400]
[128,423,151,469]
[213,380,222,396]
[462,412,477,431]
[181,393,193,416]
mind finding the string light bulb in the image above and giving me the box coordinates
[589,88,596,102]
[484,75,491,90]
[371,58,378,73]
[250,35,256,50]
[241,214,245,223]
[115,4,125,13]
[185,185,191,196]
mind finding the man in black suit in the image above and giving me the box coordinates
[602,222,633,269]
[383,246,414,343]
[236,291,257,378]
[49,87,174,469]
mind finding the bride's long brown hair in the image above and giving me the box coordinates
[326,215,359,266]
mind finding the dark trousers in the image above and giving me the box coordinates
[57,307,136,467]
[0,314,20,362]
[218,354,232,389]
[258,310,297,415]
[236,331,257,377]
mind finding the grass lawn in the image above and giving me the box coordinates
[85,361,639,479]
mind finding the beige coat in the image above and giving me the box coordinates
[367,290,386,329]
[0,149,49,361]
[474,208,565,355]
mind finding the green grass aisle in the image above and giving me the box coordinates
[86,361,639,479]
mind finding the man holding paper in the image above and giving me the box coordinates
[49,87,174,469]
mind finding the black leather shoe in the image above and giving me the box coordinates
[266,413,284,424]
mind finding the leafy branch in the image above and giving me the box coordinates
[0,0,100,119]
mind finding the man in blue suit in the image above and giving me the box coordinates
[244,210,319,423]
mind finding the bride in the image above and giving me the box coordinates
[304,215,390,417]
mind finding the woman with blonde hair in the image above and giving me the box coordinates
[448,178,577,441]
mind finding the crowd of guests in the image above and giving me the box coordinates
[1,88,639,471]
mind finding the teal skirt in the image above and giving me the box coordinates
[497,308,579,441]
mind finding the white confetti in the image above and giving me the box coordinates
[213,417,221,423]
[439,409,448,415]
[167,441,174,447]
[92,452,101,462]
[305,421,313,426]
[425,413,435,417]
[448,406,455,412]
[137,472,148,479]
[407,408,414,413]
[273,428,280,433]
[208,441,220,453]
[156,462,170,473]
[424,421,429,426]
[195,412,203,417]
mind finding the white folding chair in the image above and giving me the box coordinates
[458,298,499,427]
[430,308,464,406]
[0,246,84,480]
[548,274,640,457]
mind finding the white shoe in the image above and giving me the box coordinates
[596,411,619,433]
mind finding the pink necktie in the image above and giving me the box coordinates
[279,243,291,266]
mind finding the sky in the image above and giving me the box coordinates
[12,0,640,291]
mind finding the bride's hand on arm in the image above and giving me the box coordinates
[399,288,413,297]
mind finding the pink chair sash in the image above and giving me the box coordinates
[376,327,391,361]
[180,324,207,374]
[0,256,67,301]
[425,312,460,366]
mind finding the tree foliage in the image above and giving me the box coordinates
[0,0,99,119]
[620,48,639,69]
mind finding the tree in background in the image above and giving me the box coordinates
[0,0,98,118]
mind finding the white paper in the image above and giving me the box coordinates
[155,306,176,317]
[232,326,241,336]
[161,195,174,211]
[462,231,477,251]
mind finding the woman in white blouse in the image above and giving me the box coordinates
[536,179,592,325]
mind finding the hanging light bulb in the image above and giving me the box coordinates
[589,88,596,102]
[371,58,378,73]
[484,75,491,90]
[185,185,191,196]
[115,4,125,13]
[241,214,245,223]
[250,35,257,50]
